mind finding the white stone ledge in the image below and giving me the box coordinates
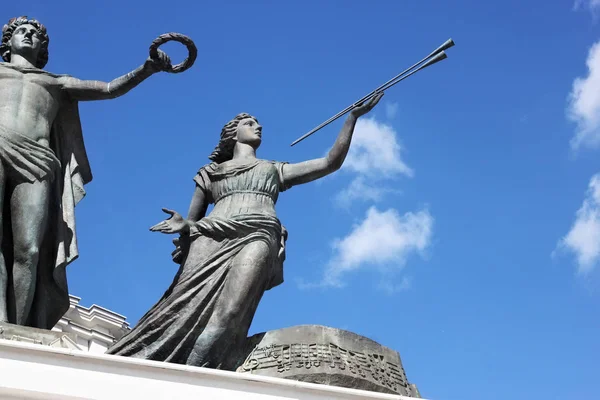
[0,339,424,400]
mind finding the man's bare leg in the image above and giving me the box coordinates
[11,179,50,325]
[0,162,7,322]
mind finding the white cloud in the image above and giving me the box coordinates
[313,115,430,291]
[557,173,600,274]
[574,0,600,14]
[344,117,413,177]
[378,276,412,295]
[385,102,399,119]
[323,206,433,287]
[568,40,600,150]
[334,176,400,208]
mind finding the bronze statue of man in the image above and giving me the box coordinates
[0,16,171,329]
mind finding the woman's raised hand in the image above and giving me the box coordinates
[150,208,189,234]
[351,92,384,118]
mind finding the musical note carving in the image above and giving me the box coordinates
[240,342,407,392]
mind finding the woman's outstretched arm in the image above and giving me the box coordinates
[281,92,383,188]
[186,186,208,222]
[168,186,208,263]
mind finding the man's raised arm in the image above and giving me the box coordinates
[60,55,167,101]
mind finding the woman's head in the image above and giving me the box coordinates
[209,113,261,163]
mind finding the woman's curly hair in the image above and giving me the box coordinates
[209,113,258,164]
[0,16,49,69]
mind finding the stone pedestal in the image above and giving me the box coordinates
[0,321,78,350]
[53,295,130,353]
[0,338,424,399]
[237,325,420,398]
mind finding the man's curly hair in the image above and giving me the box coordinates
[209,113,258,164]
[0,16,49,69]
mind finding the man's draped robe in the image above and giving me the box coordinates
[0,63,92,329]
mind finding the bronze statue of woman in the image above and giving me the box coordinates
[107,92,384,369]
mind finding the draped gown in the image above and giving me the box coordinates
[107,159,288,368]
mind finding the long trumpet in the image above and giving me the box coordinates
[290,38,455,146]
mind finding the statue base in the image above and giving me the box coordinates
[0,338,424,399]
[237,325,421,398]
[0,321,78,350]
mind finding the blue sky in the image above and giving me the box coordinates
[4,0,600,399]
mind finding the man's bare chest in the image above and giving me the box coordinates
[0,67,62,101]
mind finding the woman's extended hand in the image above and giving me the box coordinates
[149,208,189,234]
[351,92,384,118]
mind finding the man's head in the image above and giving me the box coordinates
[0,16,49,68]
